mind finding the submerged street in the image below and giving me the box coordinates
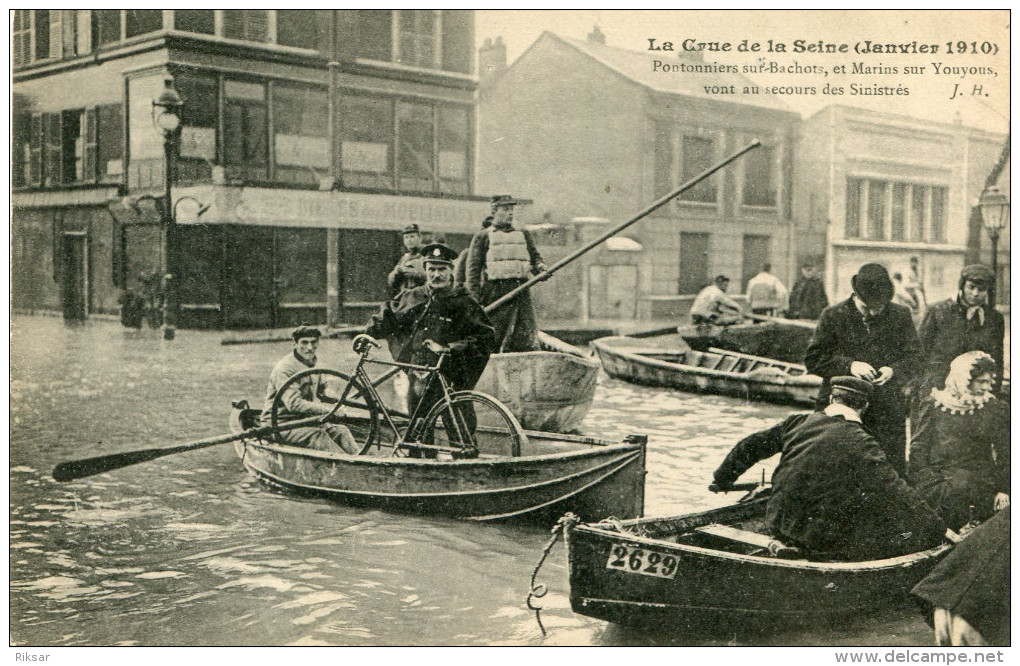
[10,315,934,646]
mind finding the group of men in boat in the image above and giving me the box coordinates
[712,261,1007,567]
[263,194,546,456]
[689,261,829,326]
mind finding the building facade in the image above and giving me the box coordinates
[12,10,487,328]
[793,105,1009,307]
[477,29,801,321]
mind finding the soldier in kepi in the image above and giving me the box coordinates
[262,325,359,454]
[466,195,548,352]
[365,243,496,454]
[388,223,426,295]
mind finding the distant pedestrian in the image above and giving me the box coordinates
[466,195,548,352]
[893,272,922,325]
[689,275,743,327]
[805,263,919,475]
[917,264,1004,396]
[788,262,828,320]
[746,263,789,318]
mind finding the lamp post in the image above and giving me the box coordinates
[152,75,184,340]
[979,185,1009,308]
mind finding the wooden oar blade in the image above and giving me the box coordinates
[52,445,192,482]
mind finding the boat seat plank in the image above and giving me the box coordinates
[708,347,799,372]
[717,356,740,372]
[695,523,776,549]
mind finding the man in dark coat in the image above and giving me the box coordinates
[805,263,920,475]
[912,506,1010,646]
[466,195,548,353]
[788,262,829,320]
[917,264,1005,395]
[365,243,496,447]
[712,377,946,561]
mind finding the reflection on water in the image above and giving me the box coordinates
[10,316,931,646]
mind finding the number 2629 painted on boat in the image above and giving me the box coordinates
[607,543,679,579]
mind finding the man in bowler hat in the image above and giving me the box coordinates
[805,263,920,475]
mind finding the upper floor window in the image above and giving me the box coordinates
[273,84,330,185]
[395,10,440,68]
[743,144,776,207]
[96,10,122,46]
[174,10,215,35]
[222,10,269,43]
[125,10,163,39]
[13,104,122,188]
[845,178,948,244]
[679,135,717,203]
[12,11,31,66]
[651,124,718,204]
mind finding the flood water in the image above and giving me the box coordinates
[10,315,935,647]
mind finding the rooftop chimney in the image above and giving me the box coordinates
[479,35,507,85]
[587,25,605,44]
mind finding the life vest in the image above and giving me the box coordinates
[485,228,532,280]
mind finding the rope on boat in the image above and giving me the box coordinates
[527,512,580,637]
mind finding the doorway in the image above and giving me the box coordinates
[60,232,88,321]
[741,234,772,292]
[678,232,710,294]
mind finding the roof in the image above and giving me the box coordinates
[551,33,794,114]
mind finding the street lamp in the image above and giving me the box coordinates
[979,185,1009,307]
[152,75,185,340]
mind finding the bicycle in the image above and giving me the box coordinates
[269,334,528,458]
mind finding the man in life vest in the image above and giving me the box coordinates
[466,195,548,352]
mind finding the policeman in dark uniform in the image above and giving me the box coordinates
[388,223,426,295]
[711,376,946,561]
[365,243,496,447]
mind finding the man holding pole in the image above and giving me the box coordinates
[467,195,548,353]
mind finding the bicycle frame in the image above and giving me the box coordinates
[327,348,472,456]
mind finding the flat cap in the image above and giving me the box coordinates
[831,376,874,399]
[402,223,421,235]
[490,194,523,208]
[292,323,322,341]
[420,242,458,265]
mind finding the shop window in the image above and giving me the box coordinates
[125,10,162,38]
[437,105,469,194]
[175,71,219,182]
[743,144,776,207]
[340,96,394,189]
[397,101,433,192]
[174,10,214,35]
[96,10,122,46]
[222,10,269,43]
[273,84,329,184]
[679,135,716,203]
[224,80,268,181]
[396,10,439,68]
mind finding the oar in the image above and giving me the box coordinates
[483,140,762,314]
[52,414,327,482]
[743,313,816,330]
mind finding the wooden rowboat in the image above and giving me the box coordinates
[229,406,646,524]
[564,495,952,631]
[476,331,600,434]
[592,335,821,406]
[675,318,816,365]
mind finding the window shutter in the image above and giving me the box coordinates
[49,10,63,59]
[12,10,32,66]
[84,107,98,182]
[29,114,43,186]
[76,10,92,54]
[112,218,125,288]
[62,10,77,56]
[246,11,269,42]
[44,112,63,186]
[441,10,472,74]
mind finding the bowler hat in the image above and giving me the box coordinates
[292,323,322,341]
[851,263,894,308]
[420,243,458,266]
[959,264,995,289]
[831,376,874,399]
[402,223,421,235]
[490,194,523,208]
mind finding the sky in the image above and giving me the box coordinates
[475,10,1010,135]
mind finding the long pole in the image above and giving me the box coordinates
[162,132,177,340]
[485,140,762,314]
[989,232,999,308]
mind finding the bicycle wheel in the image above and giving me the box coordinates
[270,368,381,452]
[419,391,527,457]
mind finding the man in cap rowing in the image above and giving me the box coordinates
[262,325,359,454]
[711,376,946,561]
[805,263,920,475]
[364,243,495,451]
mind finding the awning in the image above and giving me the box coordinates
[13,187,121,209]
